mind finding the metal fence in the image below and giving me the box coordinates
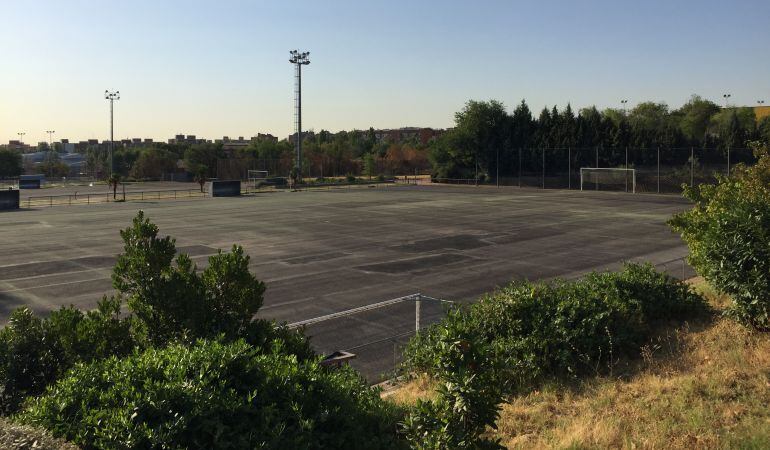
[23,188,207,208]
[288,293,453,384]
[437,146,755,194]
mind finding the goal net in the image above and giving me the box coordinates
[247,170,269,188]
[580,168,636,193]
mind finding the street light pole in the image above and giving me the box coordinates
[289,50,310,182]
[104,90,120,177]
[45,130,55,178]
[722,93,731,108]
[620,99,628,115]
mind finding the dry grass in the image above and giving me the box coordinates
[0,417,79,450]
[388,279,770,449]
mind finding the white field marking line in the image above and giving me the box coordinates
[0,276,110,294]
[0,267,105,283]
[287,294,449,329]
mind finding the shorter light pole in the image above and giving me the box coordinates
[45,130,55,178]
[17,132,25,145]
[104,90,120,176]
[621,99,628,115]
[722,93,731,108]
[759,100,766,106]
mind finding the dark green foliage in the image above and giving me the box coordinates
[403,263,705,394]
[20,339,404,450]
[670,142,770,330]
[1,211,311,416]
[0,149,23,178]
[0,298,134,415]
[113,211,267,345]
[402,315,503,450]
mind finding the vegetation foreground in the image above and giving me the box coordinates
[0,143,768,449]
[388,279,770,449]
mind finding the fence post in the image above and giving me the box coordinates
[541,147,545,189]
[518,147,522,188]
[568,147,571,190]
[727,146,731,177]
[657,146,660,194]
[595,147,599,190]
[625,146,629,192]
[415,293,421,332]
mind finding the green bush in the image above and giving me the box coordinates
[1,212,312,416]
[670,142,770,330]
[0,298,133,415]
[346,174,357,183]
[402,314,503,450]
[403,263,705,394]
[20,340,404,450]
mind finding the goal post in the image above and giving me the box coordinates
[580,168,636,193]
[247,170,269,188]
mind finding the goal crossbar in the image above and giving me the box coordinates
[580,167,636,193]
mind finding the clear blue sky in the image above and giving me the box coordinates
[1,0,768,144]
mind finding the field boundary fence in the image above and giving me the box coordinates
[287,293,454,383]
[434,146,755,194]
[23,188,207,208]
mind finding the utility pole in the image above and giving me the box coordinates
[104,90,120,177]
[289,50,310,182]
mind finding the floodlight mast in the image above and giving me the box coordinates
[289,50,310,180]
[104,90,120,177]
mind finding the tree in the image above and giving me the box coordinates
[107,173,120,200]
[112,211,267,344]
[676,95,721,146]
[183,143,223,178]
[193,166,207,193]
[131,148,177,179]
[0,149,22,178]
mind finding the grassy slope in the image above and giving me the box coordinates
[387,279,770,450]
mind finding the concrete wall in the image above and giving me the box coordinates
[0,189,20,210]
[207,180,241,197]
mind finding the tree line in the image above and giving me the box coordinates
[430,96,770,179]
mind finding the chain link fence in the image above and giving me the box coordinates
[436,146,755,194]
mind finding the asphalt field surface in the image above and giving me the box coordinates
[0,185,692,381]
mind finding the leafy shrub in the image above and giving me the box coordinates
[0,298,133,415]
[346,174,357,183]
[20,339,404,450]
[1,212,312,415]
[402,314,503,450]
[670,142,770,330]
[403,263,705,394]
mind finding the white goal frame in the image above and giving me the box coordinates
[247,170,269,188]
[580,168,636,193]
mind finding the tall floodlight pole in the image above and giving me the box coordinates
[289,50,310,180]
[722,93,731,108]
[45,130,55,149]
[104,90,120,176]
[620,99,628,115]
[17,132,25,144]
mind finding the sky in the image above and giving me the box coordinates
[1,0,769,145]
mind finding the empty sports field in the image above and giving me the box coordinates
[0,185,692,380]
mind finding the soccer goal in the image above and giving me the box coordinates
[247,170,269,188]
[580,168,636,193]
